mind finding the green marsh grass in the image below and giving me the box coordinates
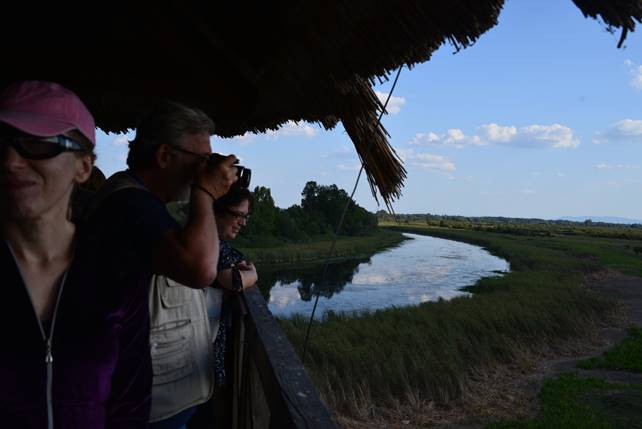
[277,224,642,416]
[578,327,642,373]
[487,373,642,429]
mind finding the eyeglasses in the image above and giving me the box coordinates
[225,209,251,221]
[0,134,86,160]
[169,145,211,162]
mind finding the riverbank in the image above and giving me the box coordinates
[236,228,408,265]
[277,223,642,427]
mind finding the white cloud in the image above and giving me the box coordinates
[266,121,319,139]
[443,128,482,146]
[233,132,254,143]
[520,189,536,195]
[112,135,129,146]
[375,91,406,115]
[408,123,579,149]
[613,119,642,136]
[222,122,318,144]
[223,132,256,145]
[478,124,517,143]
[626,60,642,89]
[517,124,579,149]
[593,119,642,144]
[324,144,354,159]
[596,163,640,170]
[337,163,361,172]
[633,66,642,89]
[409,132,440,146]
[397,148,455,172]
[414,154,456,172]
[409,128,481,148]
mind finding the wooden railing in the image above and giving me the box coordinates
[230,287,337,429]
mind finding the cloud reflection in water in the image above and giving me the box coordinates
[260,233,509,318]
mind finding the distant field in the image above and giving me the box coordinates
[380,216,642,242]
[236,228,407,265]
[278,222,642,423]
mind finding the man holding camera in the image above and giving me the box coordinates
[85,101,239,428]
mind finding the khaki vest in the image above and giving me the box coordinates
[148,276,216,422]
[87,171,216,422]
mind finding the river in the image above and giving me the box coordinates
[258,233,510,318]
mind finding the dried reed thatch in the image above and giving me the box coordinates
[2,0,640,204]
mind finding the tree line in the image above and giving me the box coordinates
[240,181,377,243]
[378,212,642,241]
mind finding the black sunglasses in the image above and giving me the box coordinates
[0,134,86,160]
[169,145,211,162]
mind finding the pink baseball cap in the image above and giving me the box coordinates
[0,80,96,147]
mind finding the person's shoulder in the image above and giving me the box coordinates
[83,187,174,238]
[218,241,245,268]
[96,187,166,218]
[106,187,159,205]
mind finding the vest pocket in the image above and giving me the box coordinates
[160,278,191,308]
[150,320,195,385]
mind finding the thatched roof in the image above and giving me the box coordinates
[3,1,640,205]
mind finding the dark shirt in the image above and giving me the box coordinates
[212,241,245,386]
[85,187,179,278]
[0,235,152,428]
[0,176,180,428]
[217,241,245,272]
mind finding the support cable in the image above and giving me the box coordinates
[301,65,404,364]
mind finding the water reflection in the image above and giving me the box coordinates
[257,233,510,318]
[257,256,370,302]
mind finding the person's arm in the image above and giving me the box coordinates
[151,155,239,288]
[105,284,152,428]
[215,261,258,291]
[152,189,219,288]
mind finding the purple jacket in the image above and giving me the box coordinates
[0,239,152,428]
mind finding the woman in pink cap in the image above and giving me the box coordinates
[0,81,151,428]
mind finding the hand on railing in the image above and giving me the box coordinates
[214,261,258,292]
[236,261,258,290]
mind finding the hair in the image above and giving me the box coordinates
[213,187,254,214]
[126,101,215,170]
[69,158,102,224]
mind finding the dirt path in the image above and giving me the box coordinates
[547,272,642,384]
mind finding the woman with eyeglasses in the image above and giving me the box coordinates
[0,81,151,428]
[188,187,257,428]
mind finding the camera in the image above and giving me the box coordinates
[209,153,252,190]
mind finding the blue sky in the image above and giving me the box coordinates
[96,0,642,219]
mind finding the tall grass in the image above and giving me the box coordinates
[277,224,642,416]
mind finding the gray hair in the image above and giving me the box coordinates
[127,101,215,169]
